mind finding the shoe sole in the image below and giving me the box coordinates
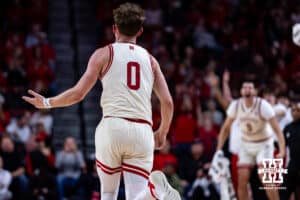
[149,171,181,200]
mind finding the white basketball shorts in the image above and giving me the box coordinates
[95,117,155,178]
[238,137,274,167]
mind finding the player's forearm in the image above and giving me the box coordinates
[216,126,230,150]
[49,87,84,108]
[276,130,286,153]
[270,118,286,154]
[214,87,230,110]
[158,98,174,135]
[222,80,232,102]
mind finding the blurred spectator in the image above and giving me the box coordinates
[25,23,42,48]
[25,136,54,176]
[178,142,209,184]
[173,95,197,154]
[206,99,223,126]
[24,136,57,199]
[0,136,28,198]
[0,155,12,200]
[6,112,31,144]
[153,139,177,171]
[6,57,26,89]
[145,1,162,27]
[197,112,219,159]
[26,52,54,92]
[193,20,220,50]
[162,163,183,195]
[76,159,101,200]
[188,163,219,200]
[281,102,300,200]
[28,168,58,200]
[55,137,86,200]
[30,109,53,135]
[36,132,55,170]
[0,95,10,135]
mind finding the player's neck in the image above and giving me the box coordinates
[116,36,136,44]
[244,97,254,108]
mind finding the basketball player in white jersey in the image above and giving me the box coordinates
[216,81,286,200]
[22,3,180,200]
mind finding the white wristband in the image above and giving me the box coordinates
[43,98,52,109]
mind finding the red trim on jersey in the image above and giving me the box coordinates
[241,136,271,143]
[96,159,122,174]
[100,44,114,80]
[122,167,149,180]
[104,116,152,126]
[241,97,258,113]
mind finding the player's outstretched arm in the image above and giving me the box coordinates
[269,117,286,158]
[216,116,234,151]
[152,56,174,149]
[22,47,109,109]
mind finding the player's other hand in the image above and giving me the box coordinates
[22,90,45,109]
[275,150,285,159]
[154,129,167,150]
[222,69,230,83]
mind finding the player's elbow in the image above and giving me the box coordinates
[72,88,85,102]
[163,96,174,111]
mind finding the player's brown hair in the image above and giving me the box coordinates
[113,3,145,37]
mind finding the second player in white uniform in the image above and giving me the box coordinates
[226,97,275,167]
[216,81,285,200]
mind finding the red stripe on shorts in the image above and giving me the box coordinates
[122,167,149,180]
[122,162,150,176]
[96,159,122,174]
[96,163,121,175]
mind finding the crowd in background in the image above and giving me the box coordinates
[96,0,300,199]
[0,0,299,199]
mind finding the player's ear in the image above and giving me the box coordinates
[112,24,117,34]
[136,27,143,37]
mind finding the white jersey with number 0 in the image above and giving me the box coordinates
[100,42,154,124]
[226,97,275,142]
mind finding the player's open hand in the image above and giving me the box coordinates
[222,69,230,83]
[154,129,167,150]
[22,90,45,109]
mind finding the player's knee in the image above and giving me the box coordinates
[101,192,118,200]
[238,174,249,186]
